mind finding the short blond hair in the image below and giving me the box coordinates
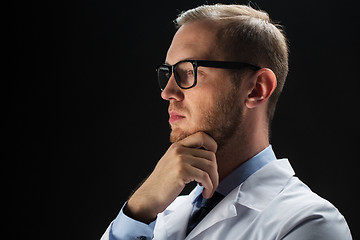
[175,4,289,121]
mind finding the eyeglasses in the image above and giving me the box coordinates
[156,59,261,91]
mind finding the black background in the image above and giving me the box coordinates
[7,0,359,239]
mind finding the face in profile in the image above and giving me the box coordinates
[161,21,245,147]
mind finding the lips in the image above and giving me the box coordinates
[169,111,186,124]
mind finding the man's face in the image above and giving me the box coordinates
[162,21,244,147]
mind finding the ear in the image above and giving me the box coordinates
[246,68,277,109]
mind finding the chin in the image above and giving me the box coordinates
[169,126,194,143]
[170,129,188,143]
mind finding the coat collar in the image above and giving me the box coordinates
[235,159,295,211]
[187,159,295,239]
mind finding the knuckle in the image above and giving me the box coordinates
[174,154,185,166]
[208,152,216,161]
[176,164,185,175]
[177,154,186,162]
[201,171,209,180]
[170,142,180,150]
[175,163,187,178]
[208,160,217,169]
[213,141,218,151]
[171,144,183,155]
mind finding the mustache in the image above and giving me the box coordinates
[169,102,189,115]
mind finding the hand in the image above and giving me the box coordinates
[124,132,218,224]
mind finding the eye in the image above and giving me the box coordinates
[186,70,194,76]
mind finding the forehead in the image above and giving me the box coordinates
[166,20,221,65]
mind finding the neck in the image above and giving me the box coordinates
[216,118,269,181]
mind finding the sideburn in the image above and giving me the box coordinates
[203,83,243,149]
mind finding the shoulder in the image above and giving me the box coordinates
[269,177,352,239]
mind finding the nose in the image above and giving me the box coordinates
[161,74,184,101]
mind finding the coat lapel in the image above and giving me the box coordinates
[185,187,239,239]
[159,187,201,240]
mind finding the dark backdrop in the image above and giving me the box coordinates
[7,0,359,239]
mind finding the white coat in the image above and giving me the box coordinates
[101,159,352,239]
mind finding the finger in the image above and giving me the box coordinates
[187,156,219,195]
[186,147,217,162]
[187,166,214,199]
[170,145,219,198]
[179,132,218,153]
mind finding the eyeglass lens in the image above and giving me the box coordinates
[157,61,196,90]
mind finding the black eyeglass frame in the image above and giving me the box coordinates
[156,59,261,91]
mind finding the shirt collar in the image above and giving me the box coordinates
[216,145,277,196]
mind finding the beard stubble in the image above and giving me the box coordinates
[169,85,242,148]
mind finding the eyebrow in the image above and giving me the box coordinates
[165,57,214,66]
[164,58,192,66]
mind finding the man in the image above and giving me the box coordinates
[101,4,352,240]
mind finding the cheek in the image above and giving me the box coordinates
[186,89,217,123]
[184,71,236,126]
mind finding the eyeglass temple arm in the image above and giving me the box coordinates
[196,60,261,71]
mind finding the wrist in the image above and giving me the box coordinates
[124,198,158,224]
